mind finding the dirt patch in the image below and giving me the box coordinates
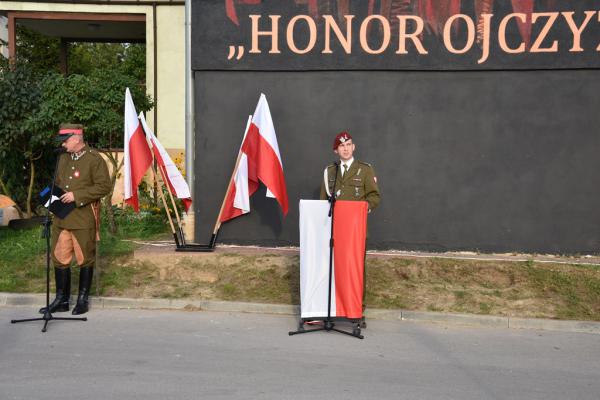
[157,264,218,283]
[364,257,600,319]
[96,248,600,321]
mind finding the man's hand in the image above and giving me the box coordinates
[60,192,75,203]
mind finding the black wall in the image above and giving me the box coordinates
[194,69,600,254]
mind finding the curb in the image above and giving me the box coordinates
[2,292,599,335]
[400,310,508,329]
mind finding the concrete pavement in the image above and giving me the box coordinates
[1,307,599,400]
[2,292,600,335]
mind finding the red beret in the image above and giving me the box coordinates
[333,131,352,150]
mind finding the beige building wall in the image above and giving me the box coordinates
[101,149,184,206]
[155,6,185,151]
[1,1,186,152]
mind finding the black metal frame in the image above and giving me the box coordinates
[289,162,363,339]
[11,150,87,332]
[174,231,218,252]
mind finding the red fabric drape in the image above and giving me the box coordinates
[510,0,534,48]
[333,201,368,319]
[226,0,262,26]
[417,0,462,36]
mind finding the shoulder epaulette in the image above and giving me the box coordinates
[357,160,372,167]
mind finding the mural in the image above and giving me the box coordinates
[193,0,600,70]
[225,1,553,46]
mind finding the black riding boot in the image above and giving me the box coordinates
[72,266,93,315]
[39,267,71,314]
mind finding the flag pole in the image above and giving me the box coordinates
[156,161,187,246]
[137,111,185,248]
[211,146,244,236]
[149,165,179,246]
[210,115,253,243]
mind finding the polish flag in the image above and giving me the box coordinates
[139,112,192,212]
[220,94,289,222]
[123,88,152,212]
[299,200,368,319]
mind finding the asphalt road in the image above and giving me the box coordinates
[1,307,599,400]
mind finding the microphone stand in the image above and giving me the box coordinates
[289,161,363,339]
[11,148,87,332]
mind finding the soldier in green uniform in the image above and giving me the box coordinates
[320,131,380,327]
[320,132,380,211]
[39,124,111,315]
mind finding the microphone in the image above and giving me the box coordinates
[328,161,340,215]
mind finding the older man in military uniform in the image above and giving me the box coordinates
[40,123,111,316]
[320,131,380,327]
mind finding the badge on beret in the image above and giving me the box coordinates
[373,176,377,183]
[333,131,353,149]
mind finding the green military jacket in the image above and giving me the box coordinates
[54,145,112,230]
[319,160,381,212]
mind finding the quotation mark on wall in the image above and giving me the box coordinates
[228,45,246,60]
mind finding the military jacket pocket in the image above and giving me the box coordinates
[347,179,364,198]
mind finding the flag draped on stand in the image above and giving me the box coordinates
[220,94,289,222]
[139,112,193,212]
[299,200,368,320]
[123,88,152,212]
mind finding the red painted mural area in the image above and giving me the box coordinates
[225,0,558,46]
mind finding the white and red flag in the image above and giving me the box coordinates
[123,88,152,212]
[220,94,289,222]
[299,200,368,319]
[139,112,192,212]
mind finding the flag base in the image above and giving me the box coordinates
[288,317,363,339]
[174,233,217,252]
